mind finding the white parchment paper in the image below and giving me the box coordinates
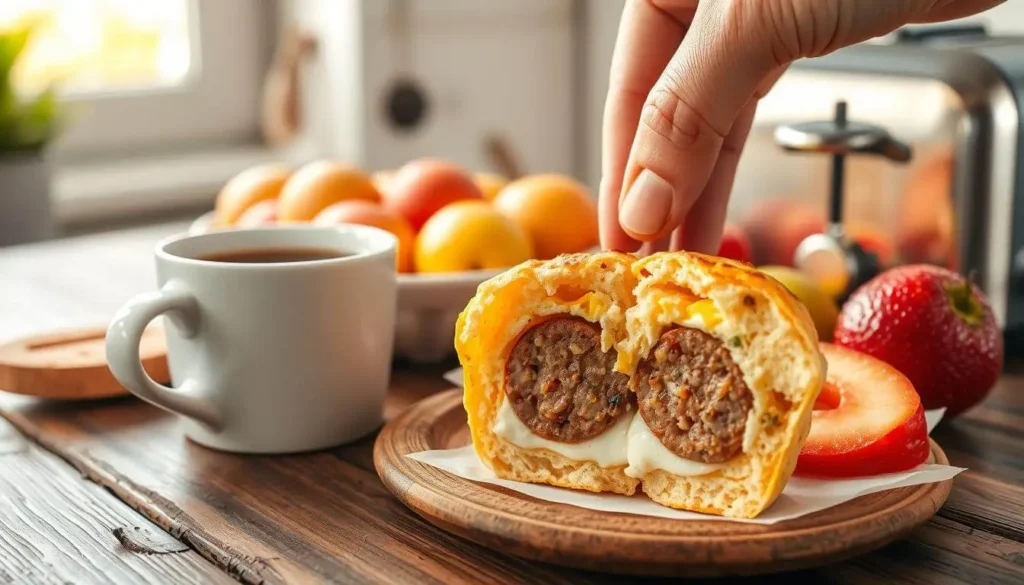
[407,368,964,525]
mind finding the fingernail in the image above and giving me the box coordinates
[620,169,673,236]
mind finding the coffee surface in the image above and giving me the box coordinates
[199,247,349,264]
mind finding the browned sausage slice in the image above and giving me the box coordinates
[632,327,753,463]
[504,317,632,443]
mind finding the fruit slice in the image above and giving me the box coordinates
[795,343,930,478]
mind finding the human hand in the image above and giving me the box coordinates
[599,0,1003,255]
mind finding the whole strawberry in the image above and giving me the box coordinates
[834,264,1003,417]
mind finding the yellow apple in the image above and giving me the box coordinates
[415,200,532,273]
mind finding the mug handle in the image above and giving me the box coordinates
[106,280,222,429]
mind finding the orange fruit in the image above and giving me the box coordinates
[474,172,509,200]
[277,160,380,222]
[314,200,416,273]
[414,200,532,273]
[492,174,598,259]
[214,164,291,226]
[381,158,484,231]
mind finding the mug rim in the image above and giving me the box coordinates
[155,224,398,269]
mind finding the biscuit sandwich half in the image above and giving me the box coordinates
[455,252,640,496]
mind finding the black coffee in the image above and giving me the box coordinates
[199,247,349,264]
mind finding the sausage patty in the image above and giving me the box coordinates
[633,327,753,463]
[504,317,632,443]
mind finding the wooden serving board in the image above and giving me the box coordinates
[0,326,168,400]
[374,389,955,578]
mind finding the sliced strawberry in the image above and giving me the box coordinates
[795,343,931,478]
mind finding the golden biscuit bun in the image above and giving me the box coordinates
[455,252,640,495]
[622,252,826,518]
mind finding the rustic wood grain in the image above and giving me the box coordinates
[0,367,632,585]
[373,389,954,578]
[0,417,235,585]
[4,365,1024,584]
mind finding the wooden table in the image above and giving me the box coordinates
[2,225,1024,585]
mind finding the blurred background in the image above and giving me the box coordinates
[0,0,1022,251]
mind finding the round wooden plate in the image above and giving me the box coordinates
[0,326,168,400]
[374,389,954,578]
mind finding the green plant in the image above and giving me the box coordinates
[0,25,60,153]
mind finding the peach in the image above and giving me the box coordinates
[314,200,415,273]
[474,172,509,201]
[235,200,279,227]
[382,158,484,231]
[214,164,291,226]
[277,160,380,222]
[492,174,598,259]
[415,200,532,273]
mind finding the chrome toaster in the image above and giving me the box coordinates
[728,24,1024,352]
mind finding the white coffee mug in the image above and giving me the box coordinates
[106,225,397,454]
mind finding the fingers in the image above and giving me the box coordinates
[677,101,758,254]
[599,0,692,252]
[672,64,788,254]
[616,1,782,244]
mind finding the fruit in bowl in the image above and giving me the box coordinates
[415,200,533,273]
[382,159,484,231]
[474,172,509,200]
[834,264,1003,417]
[278,160,380,222]
[493,174,598,260]
[371,169,395,193]
[214,164,291,227]
[199,161,600,363]
[315,200,416,273]
[236,200,280,227]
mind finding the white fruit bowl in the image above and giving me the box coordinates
[189,212,500,363]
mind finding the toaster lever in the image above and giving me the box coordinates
[775,101,913,302]
[773,106,912,163]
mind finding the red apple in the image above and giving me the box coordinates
[381,158,484,231]
[795,343,930,478]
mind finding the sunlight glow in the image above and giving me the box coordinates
[1,0,192,95]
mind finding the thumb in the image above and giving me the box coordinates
[617,2,781,243]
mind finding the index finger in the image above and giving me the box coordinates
[599,0,695,252]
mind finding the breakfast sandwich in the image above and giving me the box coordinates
[621,252,826,518]
[455,252,641,495]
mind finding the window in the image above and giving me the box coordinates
[2,0,280,223]
[3,0,192,95]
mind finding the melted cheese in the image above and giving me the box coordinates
[624,413,725,478]
[684,299,721,329]
[493,398,630,468]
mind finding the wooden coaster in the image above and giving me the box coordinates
[0,326,168,400]
[374,389,954,578]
